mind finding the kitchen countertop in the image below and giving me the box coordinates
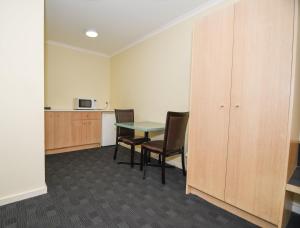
[44,109,114,112]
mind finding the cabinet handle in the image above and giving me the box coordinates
[220,105,224,108]
[235,104,240,108]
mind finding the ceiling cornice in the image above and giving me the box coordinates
[110,0,226,57]
[46,40,110,58]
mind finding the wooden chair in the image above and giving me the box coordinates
[141,111,189,184]
[114,109,149,167]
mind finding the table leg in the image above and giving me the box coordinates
[144,131,149,140]
[144,132,152,162]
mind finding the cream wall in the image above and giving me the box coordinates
[110,17,195,167]
[110,1,235,168]
[45,43,110,109]
[110,0,236,121]
[0,0,46,205]
[110,9,209,167]
[110,19,193,122]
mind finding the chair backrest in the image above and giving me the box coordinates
[163,112,189,154]
[115,109,134,137]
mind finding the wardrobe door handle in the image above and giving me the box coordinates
[235,104,240,108]
[220,105,225,108]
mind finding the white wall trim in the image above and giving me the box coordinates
[110,0,227,57]
[292,201,300,214]
[46,40,110,58]
[0,184,47,206]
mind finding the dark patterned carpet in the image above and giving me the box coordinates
[0,146,258,228]
[287,213,300,228]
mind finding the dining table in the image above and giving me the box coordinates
[114,121,165,166]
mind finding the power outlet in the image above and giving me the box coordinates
[105,101,109,109]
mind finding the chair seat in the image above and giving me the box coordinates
[119,136,148,145]
[142,140,164,153]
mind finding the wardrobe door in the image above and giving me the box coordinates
[187,5,234,200]
[225,0,295,223]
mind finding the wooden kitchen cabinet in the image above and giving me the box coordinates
[45,111,102,154]
[53,112,72,149]
[85,120,101,144]
[45,112,72,149]
[45,112,55,150]
[71,119,83,146]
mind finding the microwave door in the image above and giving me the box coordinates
[79,99,92,108]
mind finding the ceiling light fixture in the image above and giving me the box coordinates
[85,30,98,38]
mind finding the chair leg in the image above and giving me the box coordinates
[143,149,147,179]
[140,147,144,171]
[181,150,186,176]
[158,154,161,164]
[148,151,151,163]
[162,154,166,184]
[130,145,135,168]
[113,141,118,160]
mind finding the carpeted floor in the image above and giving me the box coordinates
[287,212,300,228]
[0,146,258,228]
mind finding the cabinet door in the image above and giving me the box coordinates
[85,120,101,144]
[81,112,101,120]
[71,112,83,146]
[71,120,83,146]
[45,112,55,150]
[53,112,72,148]
[187,5,234,200]
[225,0,295,223]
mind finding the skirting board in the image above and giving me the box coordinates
[46,144,100,155]
[0,185,47,206]
[292,201,300,214]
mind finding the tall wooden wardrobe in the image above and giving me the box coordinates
[186,0,300,227]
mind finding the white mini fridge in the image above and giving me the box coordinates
[101,111,116,146]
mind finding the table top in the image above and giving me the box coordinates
[115,121,165,132]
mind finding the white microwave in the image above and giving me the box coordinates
[73,98,97,110]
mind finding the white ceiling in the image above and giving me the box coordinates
[45,0,218,56]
